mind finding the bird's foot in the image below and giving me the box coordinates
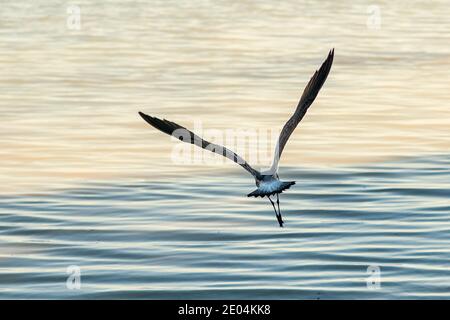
[277,214,284,227]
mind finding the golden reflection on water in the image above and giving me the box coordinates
[0,1,449,193]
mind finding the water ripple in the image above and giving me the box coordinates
[1,155,449,298]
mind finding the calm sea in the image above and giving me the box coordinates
[0,1,449,299]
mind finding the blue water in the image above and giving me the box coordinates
[1,0,449,299]
[1,155,449,299]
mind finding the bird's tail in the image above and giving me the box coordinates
[247,181,295,198]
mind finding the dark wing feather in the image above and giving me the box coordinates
[138,112,260,178]
[271,49,334,169]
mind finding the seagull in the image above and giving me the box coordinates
[139,49,334,227]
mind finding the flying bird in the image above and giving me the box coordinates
[139,49,334,227]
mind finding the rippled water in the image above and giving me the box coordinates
[1,1,449,299]
[1,156,450,299]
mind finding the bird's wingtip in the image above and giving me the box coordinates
[138,111,152,121]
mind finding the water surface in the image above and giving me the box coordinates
[1,155,450,299]
[0,1,449,299]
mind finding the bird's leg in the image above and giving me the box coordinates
[268,196,283,228]
[276,193,284,226]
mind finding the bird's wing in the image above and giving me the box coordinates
[138,112,261,178]
[270,49,334,171]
